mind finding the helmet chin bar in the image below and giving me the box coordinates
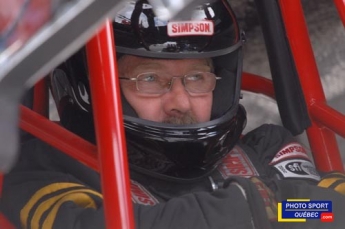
[124,105,247,180]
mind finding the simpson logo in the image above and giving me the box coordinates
[167,21,214,36]
[217,146,259,179]
[270,142,310,165]
[131,180,159,206]
[273,159,320,181]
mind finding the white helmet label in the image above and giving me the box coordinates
[167,21,214,37]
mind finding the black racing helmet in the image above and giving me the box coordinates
[50,0,247,180]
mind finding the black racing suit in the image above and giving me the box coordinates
[1,124,345,229]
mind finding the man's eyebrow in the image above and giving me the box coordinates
[133,63,163,70]
[186,64,213,73]
[193,65,212,70]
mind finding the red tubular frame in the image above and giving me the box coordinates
[1,1,345,229]
[0,174,2,197]
[20,105,99,170]
[241,72,275,99]
[85,21,135,229]
[279,0,344,172]
[334,0,345,28]
[32,78,49,117]
[0,213,14,229]
[311,103,345,137]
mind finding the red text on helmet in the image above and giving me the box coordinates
[167,21,214,37]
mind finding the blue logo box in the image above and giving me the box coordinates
[282,200,332,219]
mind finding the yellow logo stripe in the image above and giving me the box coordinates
[286,199,310,202]
[335,182,345,195]
[21,183,83,229]
[30,189,102,229]
[42,192,98,229]
[277,203,306,222]
[318,177,344,188]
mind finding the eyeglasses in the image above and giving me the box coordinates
[119,72,221,94]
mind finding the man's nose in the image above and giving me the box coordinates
[162,78,191,116]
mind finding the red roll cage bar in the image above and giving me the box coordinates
[1,0,345,228]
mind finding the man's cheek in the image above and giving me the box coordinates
[136,102,164,122]
[193,96,212,122]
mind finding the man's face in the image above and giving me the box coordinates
[118,55,213,124]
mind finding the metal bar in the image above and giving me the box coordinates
[0,213,15,229]
[279,0,344,172]
[334,0,345,29]
[241,72,275,99]
[33,78,49,117]
[0,0,128,172]
[253,0,311,135]
[0,173,15,229]
[20,105,99,171]
[306,124,343,172]
[0,173,2,197]
[86,21,134,229]
[278,0,325,101]
[310,102,345,138]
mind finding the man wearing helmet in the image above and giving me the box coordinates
[1,0,345,229]
[118,55,214,124]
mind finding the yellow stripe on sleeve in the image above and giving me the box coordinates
[30,189,102,229]
[318,177,344,189]
[21,183,83,229]
[42,192,98,229]
[334,182,345,195]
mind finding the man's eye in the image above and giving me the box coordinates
[186,73,204,81]
[140,74,158,82]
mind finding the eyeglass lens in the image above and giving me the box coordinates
[136,72,217,94]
